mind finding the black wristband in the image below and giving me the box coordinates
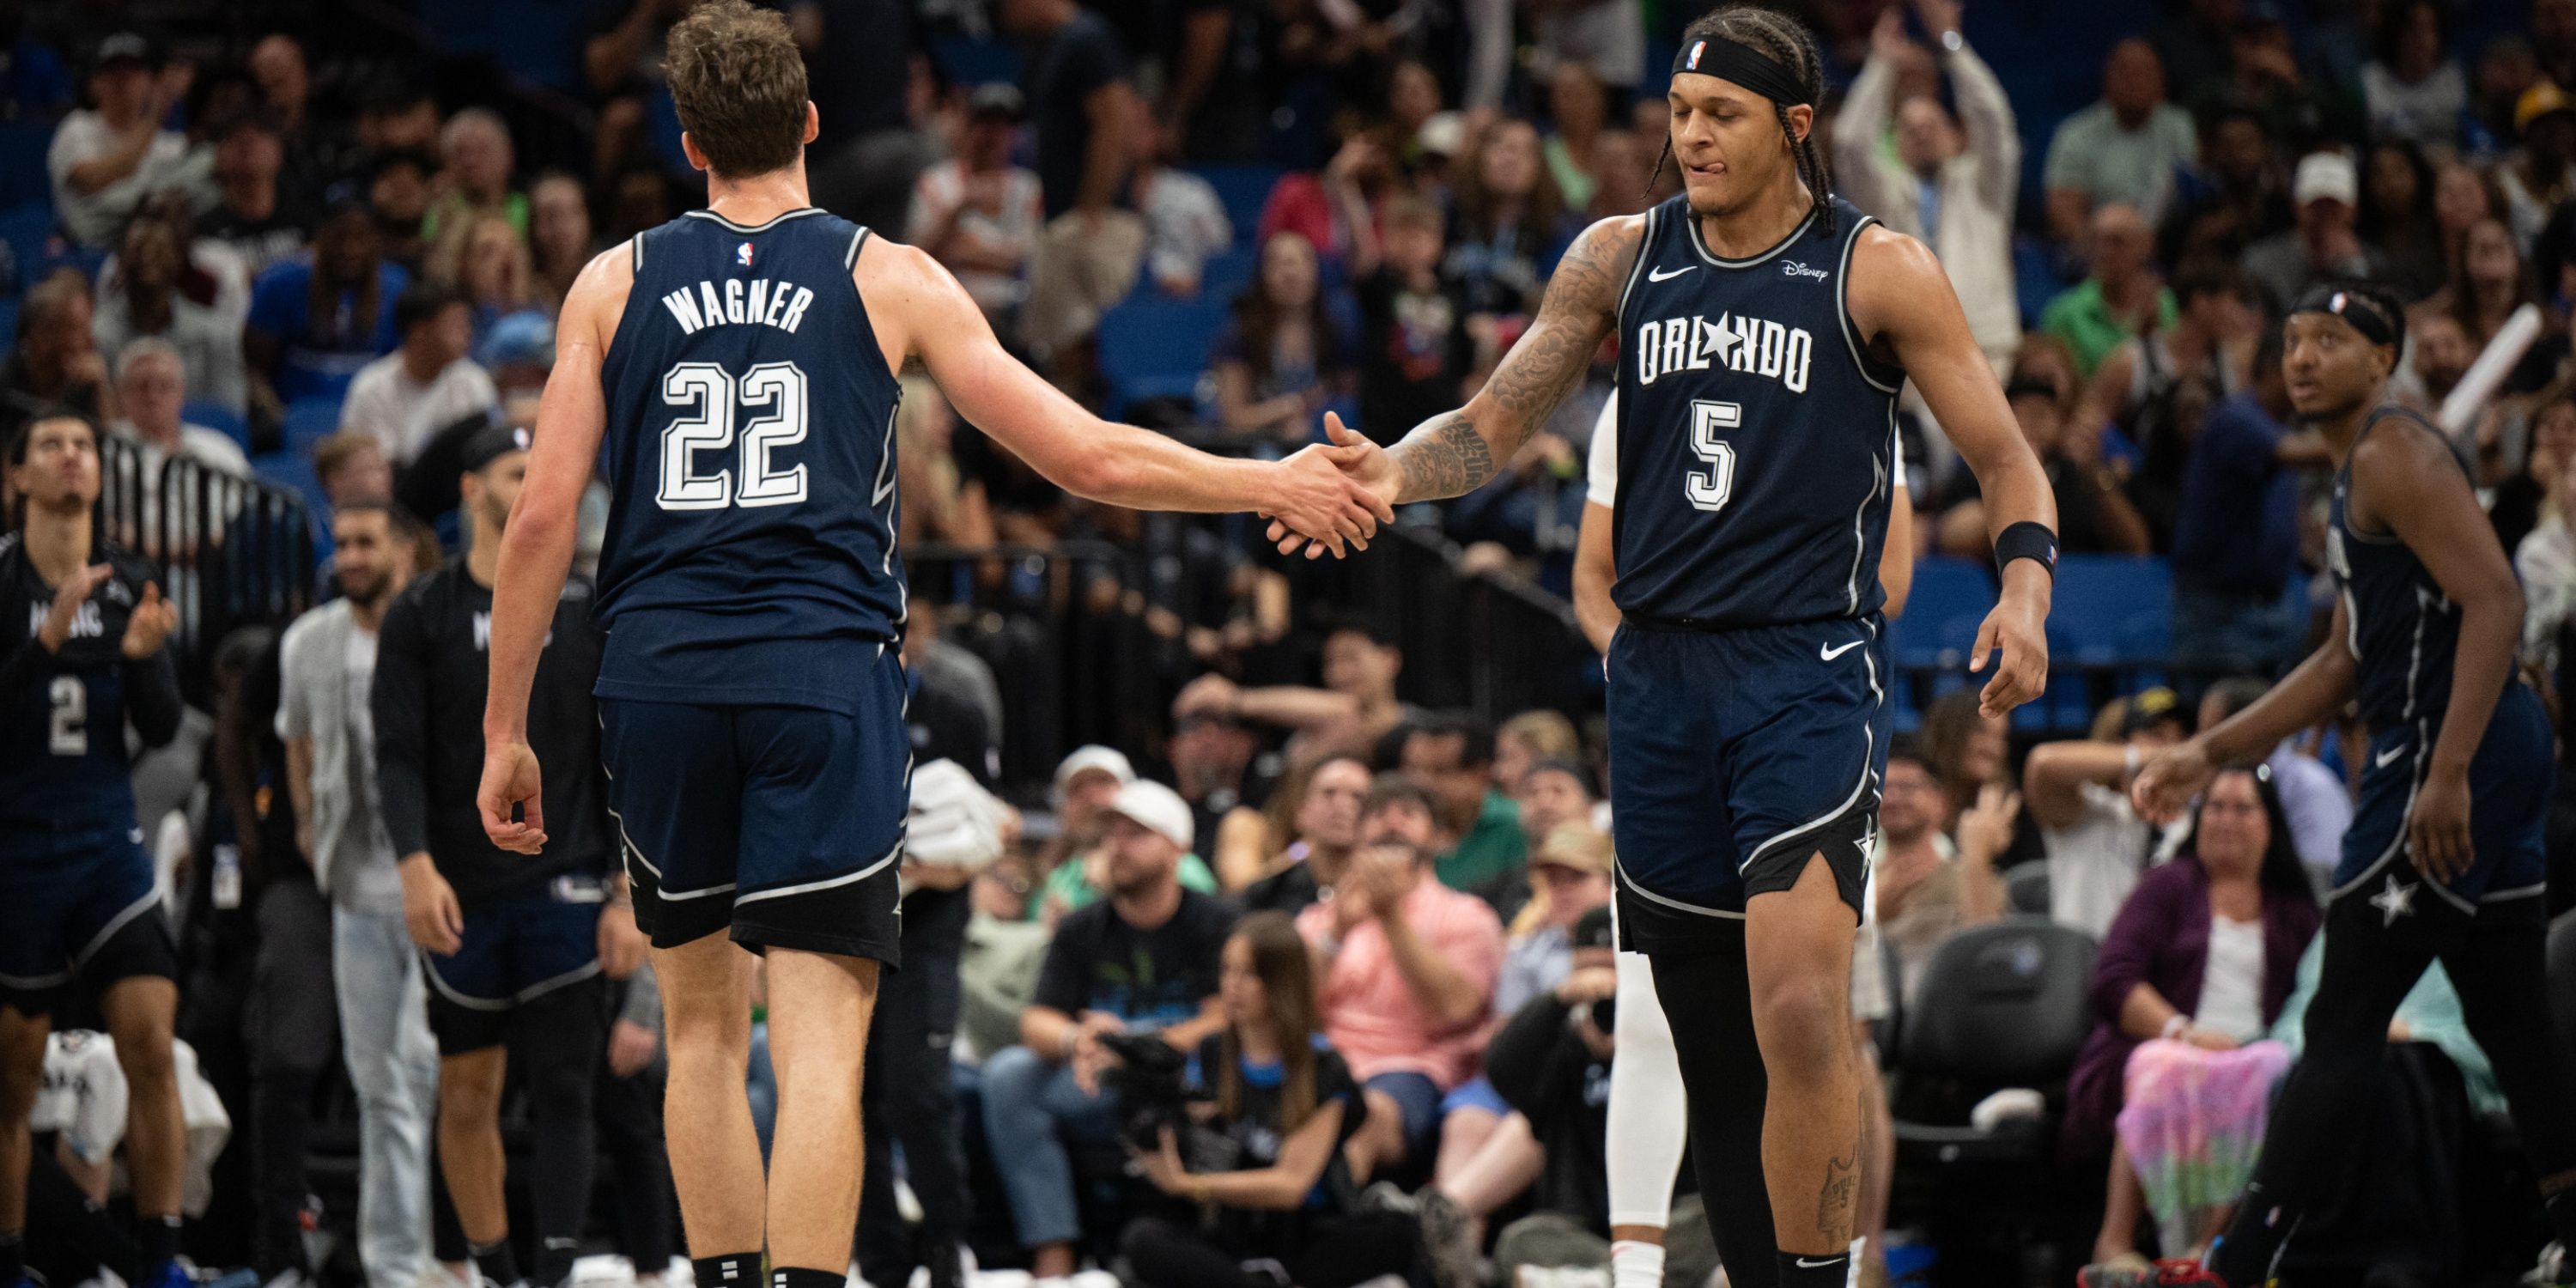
[1995,521,2058,579]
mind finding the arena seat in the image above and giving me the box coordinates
[2006,862,2051,917]
[1200,246,1257,300]
[0,122,51,210]
[0,202,57,289]
[1096,297,1224,416]
[185,400,249,450]
[2049,555,2172,665]
[283,397,344,454]
[1194,165,1288,247]
[1890,556,1992,669]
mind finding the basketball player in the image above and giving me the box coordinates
[1294,9,2055,1284]
[476,4,1387,1286]
[2134,284,2576,1286]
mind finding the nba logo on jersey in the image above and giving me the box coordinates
[737,241,754,269]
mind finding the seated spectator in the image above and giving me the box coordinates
[106,337,251,552]
[1394,714,1527,899]
[313,428,395,511]
[2432,158,2505,275]
[526,173,596,311]
[1874,740,2002,1004]
[248,32,346,206]
[2043,39,2200,245]
[51,33,206,249]
[1582,129,1653,222]
[890,376,999,552]
[446,215,554,359]
[2241,152,2389,314]
[1923,687,2010,822]
[2160,106,2291,270]
[339,283,499,466]
[2492,396,2575,557]
[2191,11,2357,148]
[2501,81,2576,251]
[1236,754,1371,914]
[1117,912,1416,1288]
[96,212,246,416]
[2171,326,2326,674]
[2423,215,2543,366]
[2070,768,2320,1269]
[1209,231,1356,447]
[1173,616,1417,769]
[1541,64,1612,213]
[1494,822,1612,1018]
[368,148,437,276]
[246,201,408,408]
[1262,123,1400,270]
[1012,0,1148,371]
[1168,710,1261,857]
[1130,128,1230,298]
[2194,677,2352,884]
[982,778,1236,1282]
[2023,690,2193,939]
[2522,435,2576,675]
[1032,747,1220,924]
[2363,1,2468,153]
[906,84,1042,323]
[1351,195,1479,447]
[2043,204,2177,379]
[1495,711,1582,799]
[2403,308,2476,415]
[1514,759,1596,859]
[2075,259,2260,548]
[1299,776,1505,1181]
[3,270,110,434]
[424,108,527,255]
[1468,908,1627,1285]
[1936,377,2152,558]
[1447,118,1570,320]
[2357,141,2444,301]
[197,111,313,285]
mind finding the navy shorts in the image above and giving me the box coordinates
[422,877,611,1054]
[0,823,177,1017]
[599,646,907,964]
[1607,617,1886,954]
[2330,680,2552,925]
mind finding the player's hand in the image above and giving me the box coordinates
[598,899,647,979]
[1967,577,2049,718]
[1270,427,1396,559]
[478,740,548,854]
[2131,738,2215,824]
[37,563,112,652]
[1268,415,1401,558]
[607,1018,659,1078]
[120,581,178,659]
[2408,762,2474,885]
[400,854,465,956]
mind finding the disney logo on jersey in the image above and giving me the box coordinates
[1635,311,1815,392]
[27,599,103,640]
[1782,260,1830,282]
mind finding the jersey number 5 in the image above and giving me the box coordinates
[658,361,810,511]
[1687,399,1741,513]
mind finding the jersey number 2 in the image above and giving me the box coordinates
[1686,399,1740,513]
[658,361,810,511]
[48,674,85,756]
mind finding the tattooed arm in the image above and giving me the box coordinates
[1274,216,1641,543]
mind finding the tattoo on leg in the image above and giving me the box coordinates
[1817,1150,1856,1238]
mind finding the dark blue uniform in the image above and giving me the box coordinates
[0,534,183,1012]
[1606,196,1902,950]
[593,208,909,962]
[2326,406,2550,920]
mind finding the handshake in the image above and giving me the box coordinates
[1261,413,1404,560]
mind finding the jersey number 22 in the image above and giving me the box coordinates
[658,361,809,511]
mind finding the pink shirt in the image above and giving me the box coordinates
[1297,879,1505,1090]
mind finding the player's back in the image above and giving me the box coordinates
[1611,193,1905,629]
[596,208,902,714]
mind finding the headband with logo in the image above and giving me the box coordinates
[1672,36,1812,108]
[2287,284,2397,347]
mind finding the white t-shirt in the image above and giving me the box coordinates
[2039,780,2190,939]
[1585,392,1907,508]
[340,353,500,465]
[904,160,1042,316]
[33,1030,232,1215]
[2195,914,2268,1043]
[47,111,204,249]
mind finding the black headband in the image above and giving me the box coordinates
[2288,284,2397,347]
[1672,36,1811,107]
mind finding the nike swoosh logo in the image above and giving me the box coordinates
[1795,1257,1847,1269]
[1820,640,1864,661]
[2374,745,2407,769]
[1647,264,1697,282]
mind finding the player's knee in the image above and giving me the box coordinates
[1747,969,1848,1076]
[114,1035,178,1090]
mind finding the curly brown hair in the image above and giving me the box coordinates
[665,0,810,179]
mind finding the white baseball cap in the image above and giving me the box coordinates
[2293,151,2357,207]
[1103,779,1196,852]
[1052,744,1135,803]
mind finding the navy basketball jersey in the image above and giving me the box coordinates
[596,208,903,714]
[2327,405,2483,735]
[1611,194,1905,628]
[0,535,156,830]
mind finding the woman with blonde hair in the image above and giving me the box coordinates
[434,213,547,358]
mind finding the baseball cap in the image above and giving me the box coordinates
[2292,151,2357,207]
[2122,686,2186,736]
[1531,823,1614,878]
[1052,744,1135,799]
[2521,81,2576,133]
[478,313,556,370]
[969,83,1025,120]
[1417,112,1466,158]
[94,32,154,70]
[1103,779,1196,852]
[459,422,532,474]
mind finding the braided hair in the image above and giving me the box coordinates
[1654,5,1834,233]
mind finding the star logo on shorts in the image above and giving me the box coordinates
[2370,873,2418,927]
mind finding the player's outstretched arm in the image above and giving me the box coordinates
[863,240,1390,557]
[1850,226,2053,717]
[481,243,624,852]
[2135,597,2356,823]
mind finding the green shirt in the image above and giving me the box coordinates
[2039,278,2178,378]
[1030,848,1220,920]
[1435,789,1528,894]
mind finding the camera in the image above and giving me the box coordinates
[1099,1030,1194,1153]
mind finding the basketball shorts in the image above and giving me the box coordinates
[599,647,908,965]
[2330,680,2552,927]
[422,876,612,1054]
[1607,617,1886,955]
[0,821,178,1017]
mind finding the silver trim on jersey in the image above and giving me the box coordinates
[1835,216,1902,396]
[1615,205,1659,323]
[1616,861,1747,921]
[1844,422,1890,614]
[684,207,829,234]
[630,234,643,273]
[732,835,905,906]
[846,225,872,270]
[72,888,163,970]
[422,954,605,1012]
[1739,619,1884,875]
[1684,206,1815,270]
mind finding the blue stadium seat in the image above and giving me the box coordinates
[1097,298,1225,416]
[283,397,344,455]
[1194,166,1288,248]
[1890,556,1992,668]
[0,300,18,353]
[0,203,57,289]
[1200,246,1258,301]
[184,400,248,450]
[0,122,52,210]
[2050,555,2172,665]
[930,38,1021,89]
